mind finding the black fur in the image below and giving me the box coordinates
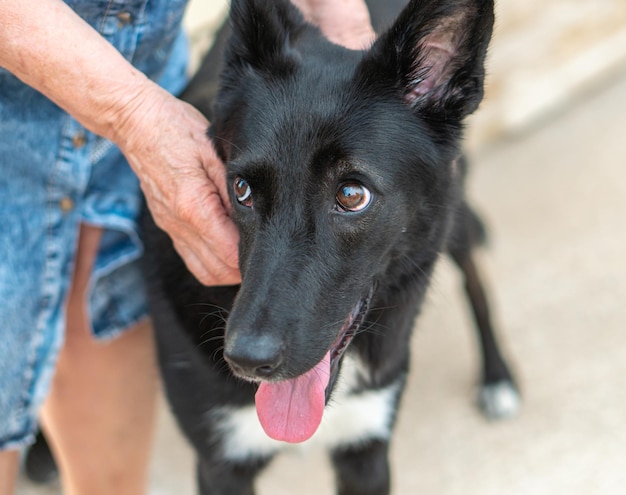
[142,0,518,493]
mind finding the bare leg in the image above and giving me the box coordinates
[0,451,18,495]
[41,224,158,495]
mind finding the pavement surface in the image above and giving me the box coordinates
[15,3,626,494]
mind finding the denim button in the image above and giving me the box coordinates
[71,131,87,149]
[116,12,133,27]
[59,197,74,212]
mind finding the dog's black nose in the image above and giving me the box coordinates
[223,334,284,379]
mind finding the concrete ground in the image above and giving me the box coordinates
[16,5,626,495]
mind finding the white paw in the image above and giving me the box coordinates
[477,381,521,420]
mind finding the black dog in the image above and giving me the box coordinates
[142,0,519,493]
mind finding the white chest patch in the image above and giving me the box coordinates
[212,354,401,462]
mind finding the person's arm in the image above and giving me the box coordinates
[0,0,241,286]
[0,0,374,286]
[290,0,375,49]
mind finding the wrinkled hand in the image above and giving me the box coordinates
[112,84,241,286]
[291,0,376,50]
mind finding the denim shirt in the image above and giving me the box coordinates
[65,0,187,75]
[0,0,190,450]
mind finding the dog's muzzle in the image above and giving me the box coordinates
[254,284,376,444]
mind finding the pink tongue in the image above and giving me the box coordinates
[255,352,330,443]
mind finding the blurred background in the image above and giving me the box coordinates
[17,0,626,493]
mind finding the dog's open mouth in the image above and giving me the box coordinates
[255,286,375,444]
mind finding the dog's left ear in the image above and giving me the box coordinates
[357,0,494,123]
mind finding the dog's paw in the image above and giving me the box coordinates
[477,380,521,420]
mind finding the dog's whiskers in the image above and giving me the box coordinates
[197,334,226,346]
[199,311,228,329]
[356,319,388,338]
[211,135,244,155]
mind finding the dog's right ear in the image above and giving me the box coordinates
[226,0,309,76]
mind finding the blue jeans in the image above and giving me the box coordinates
[0,0,189,450]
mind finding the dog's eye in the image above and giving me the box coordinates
[335,182,372,212]
[234,176,252,207]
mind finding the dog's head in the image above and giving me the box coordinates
[210,0,494,443]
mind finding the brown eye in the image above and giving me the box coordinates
[335,182,372,212]
[234,176,252,207]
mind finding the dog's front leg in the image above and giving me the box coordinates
[196,457,271,495]
[330,440,390,495]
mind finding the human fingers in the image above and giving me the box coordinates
[146,166,241,285]
[173,238,241,287]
